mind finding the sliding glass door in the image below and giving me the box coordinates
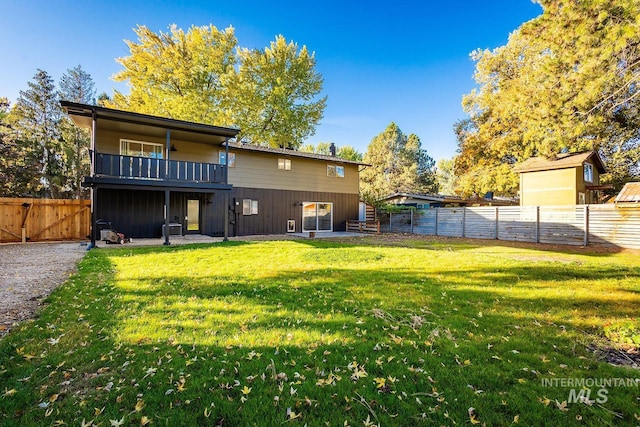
[302,202,333,232]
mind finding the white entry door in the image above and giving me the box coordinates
[302,202,333,232]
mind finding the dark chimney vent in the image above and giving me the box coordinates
[329,143,336,157]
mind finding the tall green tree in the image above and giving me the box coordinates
[361,122,437,202]
[0,98,37,196]
[109,26,326,149]
[230,35,326,148]
[300,142,332,155]
[299,142,363,161]
[435,158,458,196]
[59,65,95,198]
[10,69,64,198]
[0,97,13,195]
[336,145,363,162]
[457,0,640,195]
[109,24,238,126]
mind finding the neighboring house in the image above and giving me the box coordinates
[615,182,640,206]
[379,192,516,208]
[380,192,465,208]
[61,101,363,244]
[513,151,609,206]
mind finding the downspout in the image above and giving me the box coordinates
[164,129,171,245]
[90,111,97,249]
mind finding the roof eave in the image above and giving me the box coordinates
[224,141,367,165]
[60,100,240,138]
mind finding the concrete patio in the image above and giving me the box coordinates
[92,231,366,248]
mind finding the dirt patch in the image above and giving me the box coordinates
[0,242,86,338]
[588,343,640,369]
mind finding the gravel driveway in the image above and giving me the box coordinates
[0,242,86,337]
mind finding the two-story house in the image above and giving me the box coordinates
[513,151,608,206]
[61,101,362,245]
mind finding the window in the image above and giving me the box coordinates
[120,139,163,159]
[219,151,236,168]
[242,199,258,215]
[278,158,291,170]
[584,163,593,183]
[327,164,345,178]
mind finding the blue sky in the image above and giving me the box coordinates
[0,1,542,161]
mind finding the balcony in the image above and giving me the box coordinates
[87,152,229,190]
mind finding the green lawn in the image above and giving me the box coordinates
[1,237,639,426]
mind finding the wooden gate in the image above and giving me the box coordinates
[0,198,90,243]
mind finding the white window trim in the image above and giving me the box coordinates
[278,158,292,170]
[219,150,236,168]
[120,138,164,159]
[242,198,258,215]
[578,192,586,205]
[302,202,333,232]
[327,164,345,178]
[584,163,594,183]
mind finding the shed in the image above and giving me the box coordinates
[615,182,640,206]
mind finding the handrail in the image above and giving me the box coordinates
[93,152,226,183]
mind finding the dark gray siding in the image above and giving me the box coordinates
[97,189,164,238]
[96,189,225,238]
[96,187,358,238]
[229,187,359,236]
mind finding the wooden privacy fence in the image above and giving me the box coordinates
[346,220,381,233]
[0,198,90,243]
[382,205,640,249]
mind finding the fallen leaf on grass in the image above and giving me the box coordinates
[2,389,16,398]
[555,400,569,412]
[537,396,551,406]
[286,407,301,420]
[468,407,480,424]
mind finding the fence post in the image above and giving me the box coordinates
[535,206,540,243]
[462,207,466,238]
[583,205,589,246]
[494,207,499,240]
[410,209,414,234]
[390,212,392,233]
